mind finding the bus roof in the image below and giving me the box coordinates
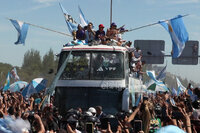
[61,45,128,52]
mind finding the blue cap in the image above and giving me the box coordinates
[111,22,117,27]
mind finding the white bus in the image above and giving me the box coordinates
[55,44,143,114]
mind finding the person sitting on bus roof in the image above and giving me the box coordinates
[85,22,96,43]
[106,22,119,40]
[95,24,106,44]
[76,24,86,40]
[72,30,77,40]
[116,27,127,46]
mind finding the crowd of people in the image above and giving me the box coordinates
[72,22,127,46]
[0,83,199,133]
[1,22,199,133]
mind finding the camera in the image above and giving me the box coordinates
[116,112,126,121]
[28,111,35,122]
[101,114,118,132]
[85,122,94,133]
[60,115,78,131]
[154,104,162,118]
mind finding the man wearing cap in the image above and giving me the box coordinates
[95,24,106,44]
[106,22,119,40]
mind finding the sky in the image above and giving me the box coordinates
[0,0,200,83]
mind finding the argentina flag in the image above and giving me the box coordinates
[3,72,10,91]
[78,6,89,27]
[59,3,77,34]
[159,15,189,58]
[176,77,186,95]
[10,19,29,45]
[146,71,169,91]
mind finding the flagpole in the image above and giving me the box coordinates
[25,22,73,37]
[7,18,73,37]
[127,14,189,32]
[110,0,112,26]
[42,46,74,109]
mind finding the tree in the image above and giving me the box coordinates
[41,49,58,86]
[21,49,42,82]
[42,49,55,73]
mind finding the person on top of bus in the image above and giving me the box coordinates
[85,22,96,43]
[116,27,127,46]
[106,22,119,40]
[95,24,106,44]
[76,24,86,40]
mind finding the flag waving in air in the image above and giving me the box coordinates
[78,5,89,27]
[59,3,78,34]
[10,68,20,81]
[10,19,29,45]
[176,77,186,95]
[159,15,189,58]
[3,72,10,91]
[146,71,169,91]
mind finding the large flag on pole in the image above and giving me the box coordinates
[59,3,78,34]
[159,15,189,58]
[3,72,10,91]
[78,5,89,27]
[10,19,29,45]
[42,47,74,109]
[156,65,167,81]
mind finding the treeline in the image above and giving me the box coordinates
[0,49,58,87]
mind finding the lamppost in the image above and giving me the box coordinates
[110,0,112,26]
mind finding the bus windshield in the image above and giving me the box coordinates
[59,51,124,80]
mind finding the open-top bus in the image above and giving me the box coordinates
[55,44,143,114]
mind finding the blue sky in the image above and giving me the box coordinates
[0,0,200,83]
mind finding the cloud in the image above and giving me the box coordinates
[169,0,200,4]
[34,0,58,4]
[31,0,61,10]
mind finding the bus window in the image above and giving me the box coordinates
[58,51,124,80]
[60,51,90,80]
[91,52,124,79]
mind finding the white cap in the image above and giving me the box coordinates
[85,111,93,117]
[88,107,96,114]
